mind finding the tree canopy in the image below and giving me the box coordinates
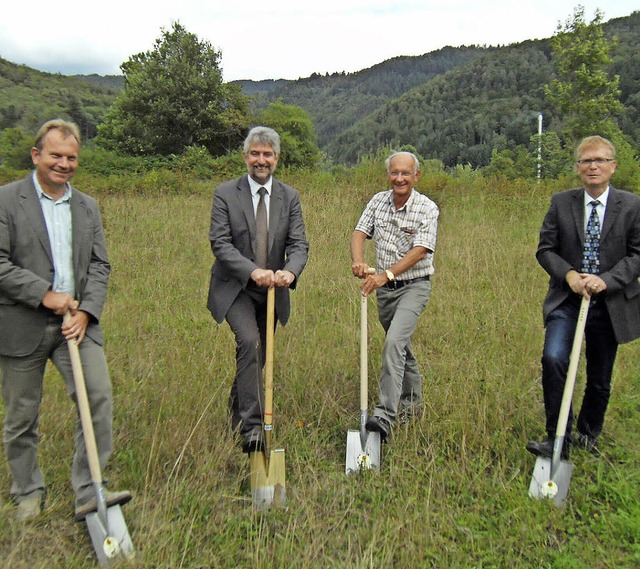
[259,100,321,169]
[96,22,250,157]
[545,6,622,142]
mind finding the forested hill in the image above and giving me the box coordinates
[0,58,119,137]
[236,11,640,167]
[233,46,491,148]
[328,42,554,166]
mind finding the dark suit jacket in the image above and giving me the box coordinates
[207,175,309,325]
[537,186,640,344]
[0,175,110,356]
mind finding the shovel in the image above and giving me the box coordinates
[250,286,286,510]
[529,295,590,507]
[65,313,134,566]
[346,269,380,474]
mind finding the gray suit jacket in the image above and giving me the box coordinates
[207,175,309,325]
[0,175,110,356]
[537,186,640,344]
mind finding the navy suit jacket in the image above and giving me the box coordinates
[0,175,110,356]
[537,186,640,344]
[207,175,309,325]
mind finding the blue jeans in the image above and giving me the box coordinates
[541,297,618,439]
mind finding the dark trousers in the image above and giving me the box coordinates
[225,288,275,437]
[541,296,618,439]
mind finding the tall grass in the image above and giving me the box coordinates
[1,165,639,568]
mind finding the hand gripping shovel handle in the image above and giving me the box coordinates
[264,287,276,454]
[63,313,108,526]
[551,295,590,476]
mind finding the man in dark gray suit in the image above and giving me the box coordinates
[207,126,309,454]
[0,120,130,521]
[527,135,640,459]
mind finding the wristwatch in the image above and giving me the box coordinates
[385,269,395,282]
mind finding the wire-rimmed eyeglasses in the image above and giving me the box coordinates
[576,158,615,166]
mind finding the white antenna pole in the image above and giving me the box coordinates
[537,113,543,183]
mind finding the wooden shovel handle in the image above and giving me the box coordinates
[360,293,368,411]
[360,268,376,412]
[555,295,590,439]
[64,312,103,486]
[264,287,276,430]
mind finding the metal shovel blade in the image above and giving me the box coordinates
[528,456,574,507]
[85,505,135,567]
[345,429,381,474]
[250,449,286,511]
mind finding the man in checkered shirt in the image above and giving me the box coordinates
[351,151,439,441]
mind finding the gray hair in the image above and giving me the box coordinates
[385,151,421,174]
[34,119,81,150]
[243,126,280,156]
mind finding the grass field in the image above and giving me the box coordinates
[1,165,640,568]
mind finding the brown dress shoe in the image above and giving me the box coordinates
[75,490,132,521]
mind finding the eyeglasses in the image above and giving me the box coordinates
[576,158,615,166]
[389,171,417,178]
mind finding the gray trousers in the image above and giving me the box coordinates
[225,289,271,438]
[374,279,431,424]
[1,317,113,507]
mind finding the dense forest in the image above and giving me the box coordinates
[241,11,640,167]
[0,10,638,169]
[237,46,492,149]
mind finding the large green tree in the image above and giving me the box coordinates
[259,100,321,168]
[545,6,622,142]
[97,22,250,156]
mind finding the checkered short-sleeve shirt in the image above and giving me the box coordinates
[355,189,438,280]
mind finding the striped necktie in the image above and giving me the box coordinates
[256,187,268,269]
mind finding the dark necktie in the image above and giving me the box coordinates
[581,200,601,274]
[256,187,268,269]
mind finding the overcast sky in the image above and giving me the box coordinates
[1,2,637,82]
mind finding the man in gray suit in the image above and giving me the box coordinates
[527,135,640,459]
[207,126,309,454]
[0,120,130,521]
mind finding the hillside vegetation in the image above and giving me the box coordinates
[248,11,640,166]
[0,58,118,138]
[241,46,491,149]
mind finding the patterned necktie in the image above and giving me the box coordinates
[256,187,268,269]
[581,200,601,274]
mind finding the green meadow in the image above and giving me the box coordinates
[1,162,640,568]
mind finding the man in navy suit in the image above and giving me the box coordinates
[0,120,130,521]
[207,126,309,454]
[527,136,640,458]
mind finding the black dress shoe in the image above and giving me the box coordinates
[526,437,569,460]
[573,432,600,455]
[241,433,264,454]
[365,416,391,442]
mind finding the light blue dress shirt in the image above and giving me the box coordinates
[33,172,75,296]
